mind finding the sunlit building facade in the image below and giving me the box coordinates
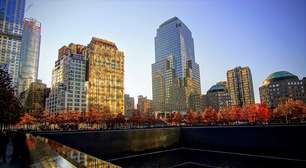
[20,79,49,113]
[152,17,201,113]
[137,95,153,116]
[259,71,306,108]
[0,0,25,87]
[202,81,232,111]
[18,18,41,95]
[227,66,255,106]
[87,37,124,116]
[47,44,87,113]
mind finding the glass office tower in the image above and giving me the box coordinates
[152,17,201,113]
[0,0,25,87]
[18,18,41,95]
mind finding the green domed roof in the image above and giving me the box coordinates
[264,71,298,85]
[208,82,226,93]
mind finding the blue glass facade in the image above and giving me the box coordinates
[155,17,196,78]
[18,18,41,95]
[0,0,25,87]
[152,17,201,113]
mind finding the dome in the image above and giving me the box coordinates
[208,82,226,93]
[263,71,298,85]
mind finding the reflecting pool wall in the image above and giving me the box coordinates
[36,125,306,161]
[37,127,181,160]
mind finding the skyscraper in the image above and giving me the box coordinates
[227,66,255,106]
[152,17,201,113]
[87,37,124,116]
[0,0,25,87]
[18,18,41,95]
[47,44,87,113]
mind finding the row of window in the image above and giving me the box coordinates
[288,81,303,85]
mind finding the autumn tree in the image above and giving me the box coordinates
[242,104,257,124]
[130,110,144,127]
[218,107,230,124]
[273,99,306,123]
[114,112,126,128]
[18,113,36,129]
[228,106,242,123]
[185,109,198,125]
[86,107,103,128]
[257,103,271,124]
[203,106,217,124]
[0,68,24,130]
[173,112,182,125]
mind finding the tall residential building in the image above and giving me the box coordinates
[20,79,49,113]
[47,38,124,115]
[47,44,87,113]
[202,81,232,111]
[152,17,201,113]
[137,95,153,116]
[0,0,25,87]
[18,18,41,95]
[87,37,124,116]
[259,71,306,108]
[227,66,255,106]
[124,94,135,118]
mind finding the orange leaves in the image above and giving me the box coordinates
[186,109,198,124]
[166,112,183,125]
[199,104,273,125]
[17,99,306,129]
[203,106,217,124]
[228,106,242,122]
[86,109,103,123]
[18,113,36,125]
[173,112,182,125]
[257,103,271,123]
[273,99,306,122]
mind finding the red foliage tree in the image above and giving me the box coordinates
[242,104,257,123]
[18,113,36,129]
[218,107,230,124]
[257,103,271,124]
[203,106,217,124]
[186,109,198,125]
[228,106,241,123]
[173,112,182,125]
[273,99,306,123]
[86,107,102,125]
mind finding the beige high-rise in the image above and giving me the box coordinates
[87,37,124,116]
[227,66,255,106]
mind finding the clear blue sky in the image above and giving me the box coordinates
[26,0,306,103]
